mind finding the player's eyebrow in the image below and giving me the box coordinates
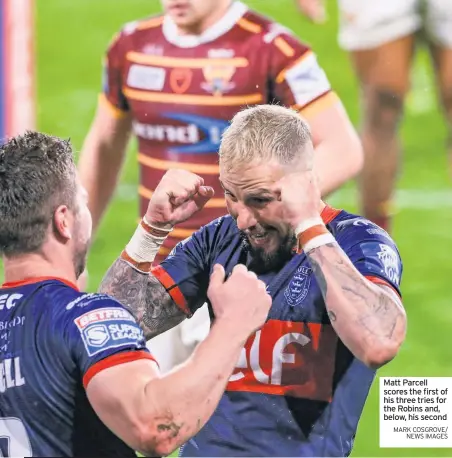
[245,188,273,198]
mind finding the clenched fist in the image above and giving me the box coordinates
[272,170,321,230]
[145,169,214,229]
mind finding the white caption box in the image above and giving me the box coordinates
[380,377,452,448]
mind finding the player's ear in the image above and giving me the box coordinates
[52,205,73,241]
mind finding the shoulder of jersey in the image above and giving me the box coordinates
[205,214,238,235]
[63,291,124,314]
[332,213,394,243]
[169,215,238,257]
[239,9,308,50]
[114,13,165,44]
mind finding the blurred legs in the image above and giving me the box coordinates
[350,36,415,232]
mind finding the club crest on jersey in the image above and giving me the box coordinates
[284,266,312,307]
[170,68,193,94]
[201,63,236,96]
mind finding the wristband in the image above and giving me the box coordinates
[121,216,172,272]
[295,218,336,254]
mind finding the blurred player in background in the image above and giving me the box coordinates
[297,0,452,232]
[79,0,363,259]
[78,0,363,373]
[100,105,407,457]
[0,131,271,457]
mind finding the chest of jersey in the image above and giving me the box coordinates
[211,244,339,403]
[122,39,270,155]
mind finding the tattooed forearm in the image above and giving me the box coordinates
[99,258,186,339]
[306,242,406,367]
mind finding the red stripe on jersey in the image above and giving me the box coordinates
[365,275,401,298]
[226,320,338,402]
[1,276,79,290]
[151,265,191,316]
[83,350,157,388]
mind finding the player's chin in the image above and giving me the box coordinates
[171,14,198,27]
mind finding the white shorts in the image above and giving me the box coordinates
[338,0,452,51]
[146,303,211,374]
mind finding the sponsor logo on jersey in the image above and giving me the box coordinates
[74,307,144,356]
[127,64,166,91]
[207,48,235,59]
[361,242,401,286]
[0,316,25,332]
[170,68,193,94]
[227,320,337,401]
[285,53,331,107]
[74,307,134,329]
[66,293,114,311]
[142,44,164,56]
[284,266,312,307]
[339,217,391,239]
[0,294,23,311]
[85,325,110,347]
[133,113,229,154]
[201,63,236,96]
[376,244,401,285]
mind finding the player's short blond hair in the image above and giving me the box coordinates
[219,104,313,171]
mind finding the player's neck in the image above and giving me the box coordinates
[2,254,77,287]
[177,1,233,36]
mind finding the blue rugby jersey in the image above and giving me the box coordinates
[0,277,155,457]
[152,205,403,457]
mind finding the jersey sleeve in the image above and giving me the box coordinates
[63,294,157,388]
[153,224,214,318]
[100,31,130,117]
[267,24,338,119]
[336,218,403,296]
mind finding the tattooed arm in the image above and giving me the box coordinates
[88,264,271,457]
[99,258,186,339]
[306,242,406,369]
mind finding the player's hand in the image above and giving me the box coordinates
[145,169,214,228]
[207,264,271,338]
[296,0,326,23]
[272,171,321,229]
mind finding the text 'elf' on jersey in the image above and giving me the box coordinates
[151,206,403,457]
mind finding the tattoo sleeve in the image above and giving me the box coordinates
[99,258,186,340]
[306,242,407,368]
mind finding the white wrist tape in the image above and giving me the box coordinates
[302,233,336,253]
[124,217,172,265]
[295,217,324,237]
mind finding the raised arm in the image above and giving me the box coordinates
[269,30,363,196]
[275,172,407,369]
[99,258,186,339]
[304,241,405,368]
[99,169,215,339]
[86,265,271,457]
[78,100,132,232]
[78,30,133,232]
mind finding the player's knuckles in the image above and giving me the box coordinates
[177,169,203,187]
[232,264,249,275]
